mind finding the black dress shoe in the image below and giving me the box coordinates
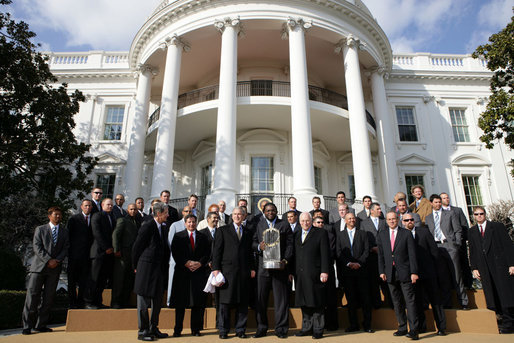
[85,304,99,310]
[461,306,470,311]
[253,331,267,338]
[151,328,168,338]
[406,332,419,340]
[363,329,375,333]
[276,332,287,338]
[22,329,31,335]
[312,333,323,339]
[295,331,311,337]
[172,331,181,337]
[34,327,53,333]
[138,331,155,341]
[345,327,359,332]
[192,331,202,336]
[237,332,248,338]
[393,330,408,336]
[219,333,228,339]
[437,330,447,336]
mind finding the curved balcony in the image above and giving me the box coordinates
[148,81,376,130]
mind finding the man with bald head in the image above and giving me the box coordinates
[218,200,231,226]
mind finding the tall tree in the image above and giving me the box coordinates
[0,0,97,251]
[472,16,514,177]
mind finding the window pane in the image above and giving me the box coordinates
[103,106,125,140]
[449,108,470,142]
[462,176,483,218]
[96,174,116,199]
[200,163,212,196]
[251,157,274,192]
[396,107,418,141]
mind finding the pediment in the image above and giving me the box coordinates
[452,154,491,166]
[313,141,330,160]
[397,153,434,165]
[97,153,125,165]
[337,152,353,164]
[192,140,215,160]
[237,129,287,144]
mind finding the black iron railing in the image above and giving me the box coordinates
[168,195,206,214]
[148,81,377,130]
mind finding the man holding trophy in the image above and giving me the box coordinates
[252,202,294,338]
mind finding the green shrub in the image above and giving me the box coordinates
[0,290,25,329]
[0,249,26,290]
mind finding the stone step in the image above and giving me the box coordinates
[66,307,498,334]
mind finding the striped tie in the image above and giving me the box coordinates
[434,211,443,241]
[52,227,58,245]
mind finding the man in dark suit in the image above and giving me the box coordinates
[90,187,103,214]
[199,211,220,320]
[171,214,211,337]
[425,194,468,309]
[282,196,301,220]
[310,196,330,225]
[285,210,299,234]
[212,207,256,339]
[396,199,422,228]
[336,213,373,333]
[388,191,407,214]
[469,206,514,334]
[113,194,127,220]
[252,203,294,338]
[86,198,115,309]
[329,191,355,224]
[186,194,204,221]
[312,211,338,331]
[218,200,231,226]
[356,195,373,221]
[377,211,419,340]
[332,204,350,291]
[111,203,139,309]
[440,192,472,289]
[160,190,180,226]
[66,199,93,309]
[132,201,170,341]
[22,207,69,335]
[402,213,447,335]
[360,202,389,308]
[294,212,330,339]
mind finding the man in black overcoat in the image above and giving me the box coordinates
[402,213,446,335]
[336,212,372,333]
[132,201,170,341]
[377,211,419,340]
[212,207,256,339]
[171,214,211,337]
[294,212,330,339]
[252,203,293,338]
[469,206,514,334]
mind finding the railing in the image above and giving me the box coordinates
[236,193,293,216]
[168,195,206,214]
[148,107,160,128]
[158,81,377,130]
[323,196,355,211]
[393,53,489,71]
[52,55,89,65]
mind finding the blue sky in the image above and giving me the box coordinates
[6,0,513,54]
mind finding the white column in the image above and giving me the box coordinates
[337,35,376,201]
[206,18,241,210]
[285,18,317,210]
[124,64,154,202]
[150,35,188,199]
[370,67,400,203]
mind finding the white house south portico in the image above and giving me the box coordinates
[48,0,512,220]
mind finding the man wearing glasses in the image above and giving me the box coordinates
[469,207,514,334]
[90,187,103,214]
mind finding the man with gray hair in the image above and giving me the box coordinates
[132,201,170,341]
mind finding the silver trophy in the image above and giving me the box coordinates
[262,227,282,269]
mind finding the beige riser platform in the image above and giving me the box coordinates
[66,307,498,334]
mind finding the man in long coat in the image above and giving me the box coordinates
[170,214,211,337]
[132,201,170,341]
[469,206,514,334]
[212,207,256,339]
[294,212,330,339]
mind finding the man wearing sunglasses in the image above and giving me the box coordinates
[90,187,103,214]
[469,207,514,334]
[402,213,446,336]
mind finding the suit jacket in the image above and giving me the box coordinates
[425,210,462,246]
[444,206,469,240]
[412,226,439,280]
[360,216,387,247]
[409,198,432,225]
[90,199,101,214]
[132,219,170,297]
[377,227,418,283]
[310,208,330,225]
[170,230,211,307]
[199,227,216,267]
[357,209,370,221]
[66,212,92,260]
[219,212,232,226]
[112,216,139,259]
[469,221,514,310]
[29,223,69,273]
[252,217,294,276]
[398,211,422,229]
[282,209,301,222]
[112,205,127,220]
[294,227,330,307]
[336,228,369,277]
[164,204,180,227]
[329,206,355,224]
[212,223,255,305]
[90,211,115,259]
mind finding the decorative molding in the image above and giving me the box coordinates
[312,140,330,161]
[161,34,190,52]
[281,17,313,39]
[174,152,185,164]
[137,63,158,76]
[214,17,244,37]
[96,152,126,165]
[396,153,434,166]
[237,129,287,144]
[451,153,491,166]
[334,34,366,54]
[476,97,487,105]
[192,140,216,160]
[422,96,434,104]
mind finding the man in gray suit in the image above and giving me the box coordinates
[425,194,469,309]
[329,191,355,224]
[22,207,69,335]
[396,199,421,229]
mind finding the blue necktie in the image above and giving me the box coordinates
[52,227,58,245]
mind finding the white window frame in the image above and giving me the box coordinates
[97,101,130,143]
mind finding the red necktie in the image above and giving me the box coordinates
[190,232,195,251]
[480,225,484,238]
